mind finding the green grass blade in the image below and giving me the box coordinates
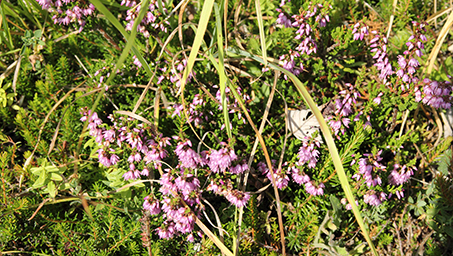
[226,48,378,255]
[0,1,14,50]
[255,0,267,66]
[214,3,232,140]
[89,0,152,78]
[178,0,215,95]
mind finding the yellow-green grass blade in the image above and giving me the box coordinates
[89,0,152,78]
[0,1,14,50]
[178,0,215,95]
[255,0,267,66]
[214,2,232,139]
[226,48,378,255]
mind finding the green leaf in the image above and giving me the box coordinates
[32,169,46,188]
[45,165,60,172]
[47,182,56,198]
[59,182,70,190]
[50,173,63,181]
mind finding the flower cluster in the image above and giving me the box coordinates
[276,2,332,77]
[169,59,195,89]
[416,78,452,109]
[395,21,427,91]
[258,140,325,196]
[369,33,393,82]
[146,168,202,240]
[36,0,95,31]
[388,164,415,199]
[290,166,325,196]
[351,22,369,41]
[214,86,250,126]
[352,150,388,206]
[258,160,290,189]
[327,83,361,135]
[296,140,320,168]
[207,179,251,208]
[121,0,170,37]
[174,139,251,208]
[172,94,210,127]
[80,108,170,179]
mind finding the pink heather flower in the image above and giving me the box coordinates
[395,189,405,199]
[187,233,195,242]
[304,181,325,196]
[341,198,358,210]
[175,140,202,169]
[373,92,383,105]
[276,12,292,28]
[141,168,149,176]
[143,196,161,215]
[103,129,115,142]
[258,161,289,189]
[156,223,176,239]
[229,162,248,174]
[364,191,386,206]
[226,190,251,208]
[175,174,200,194]
[206,180,223,194]
[159,172,177,195]
[122,170,141,180]
[420,79,452,109]
[110,154,120,165]
[352,23,369,41]
[290,166,310,185]
[208,144,237,173]
[388,164,414,185]
[98,148,112,167]
[297,141,320,168]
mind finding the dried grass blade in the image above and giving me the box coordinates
[425,10,453,75]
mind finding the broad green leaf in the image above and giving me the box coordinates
[50,173,63,181]
[59,182,70,190]
[31,166,44,175]
[47,182,57,198]
[45,166,59,173]
[32,169,46,188]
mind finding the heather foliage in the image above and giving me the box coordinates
[1,0,453,255]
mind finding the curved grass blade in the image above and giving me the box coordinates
[214,3,232,139]
[226,48,378,255]
[89,0,152,77]
[0,1,14,50]
[425,10,453,75]
[177,0,214,96]
[255,0,267,66]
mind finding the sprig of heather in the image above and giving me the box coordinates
[80,108,170,179]
[214,86,250,126]
[369,33,393,82]
[81,110,254,240]
[276,2,332,77]
[326,83,361,135]
[395,21,427,91]
[172,94,210,127]
[257,160,290,189]
[349,149,416,207]
[36,0,95,31]
[121,0,170,37]
[415,78,452,109]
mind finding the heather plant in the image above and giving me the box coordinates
[1,0,453,255]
